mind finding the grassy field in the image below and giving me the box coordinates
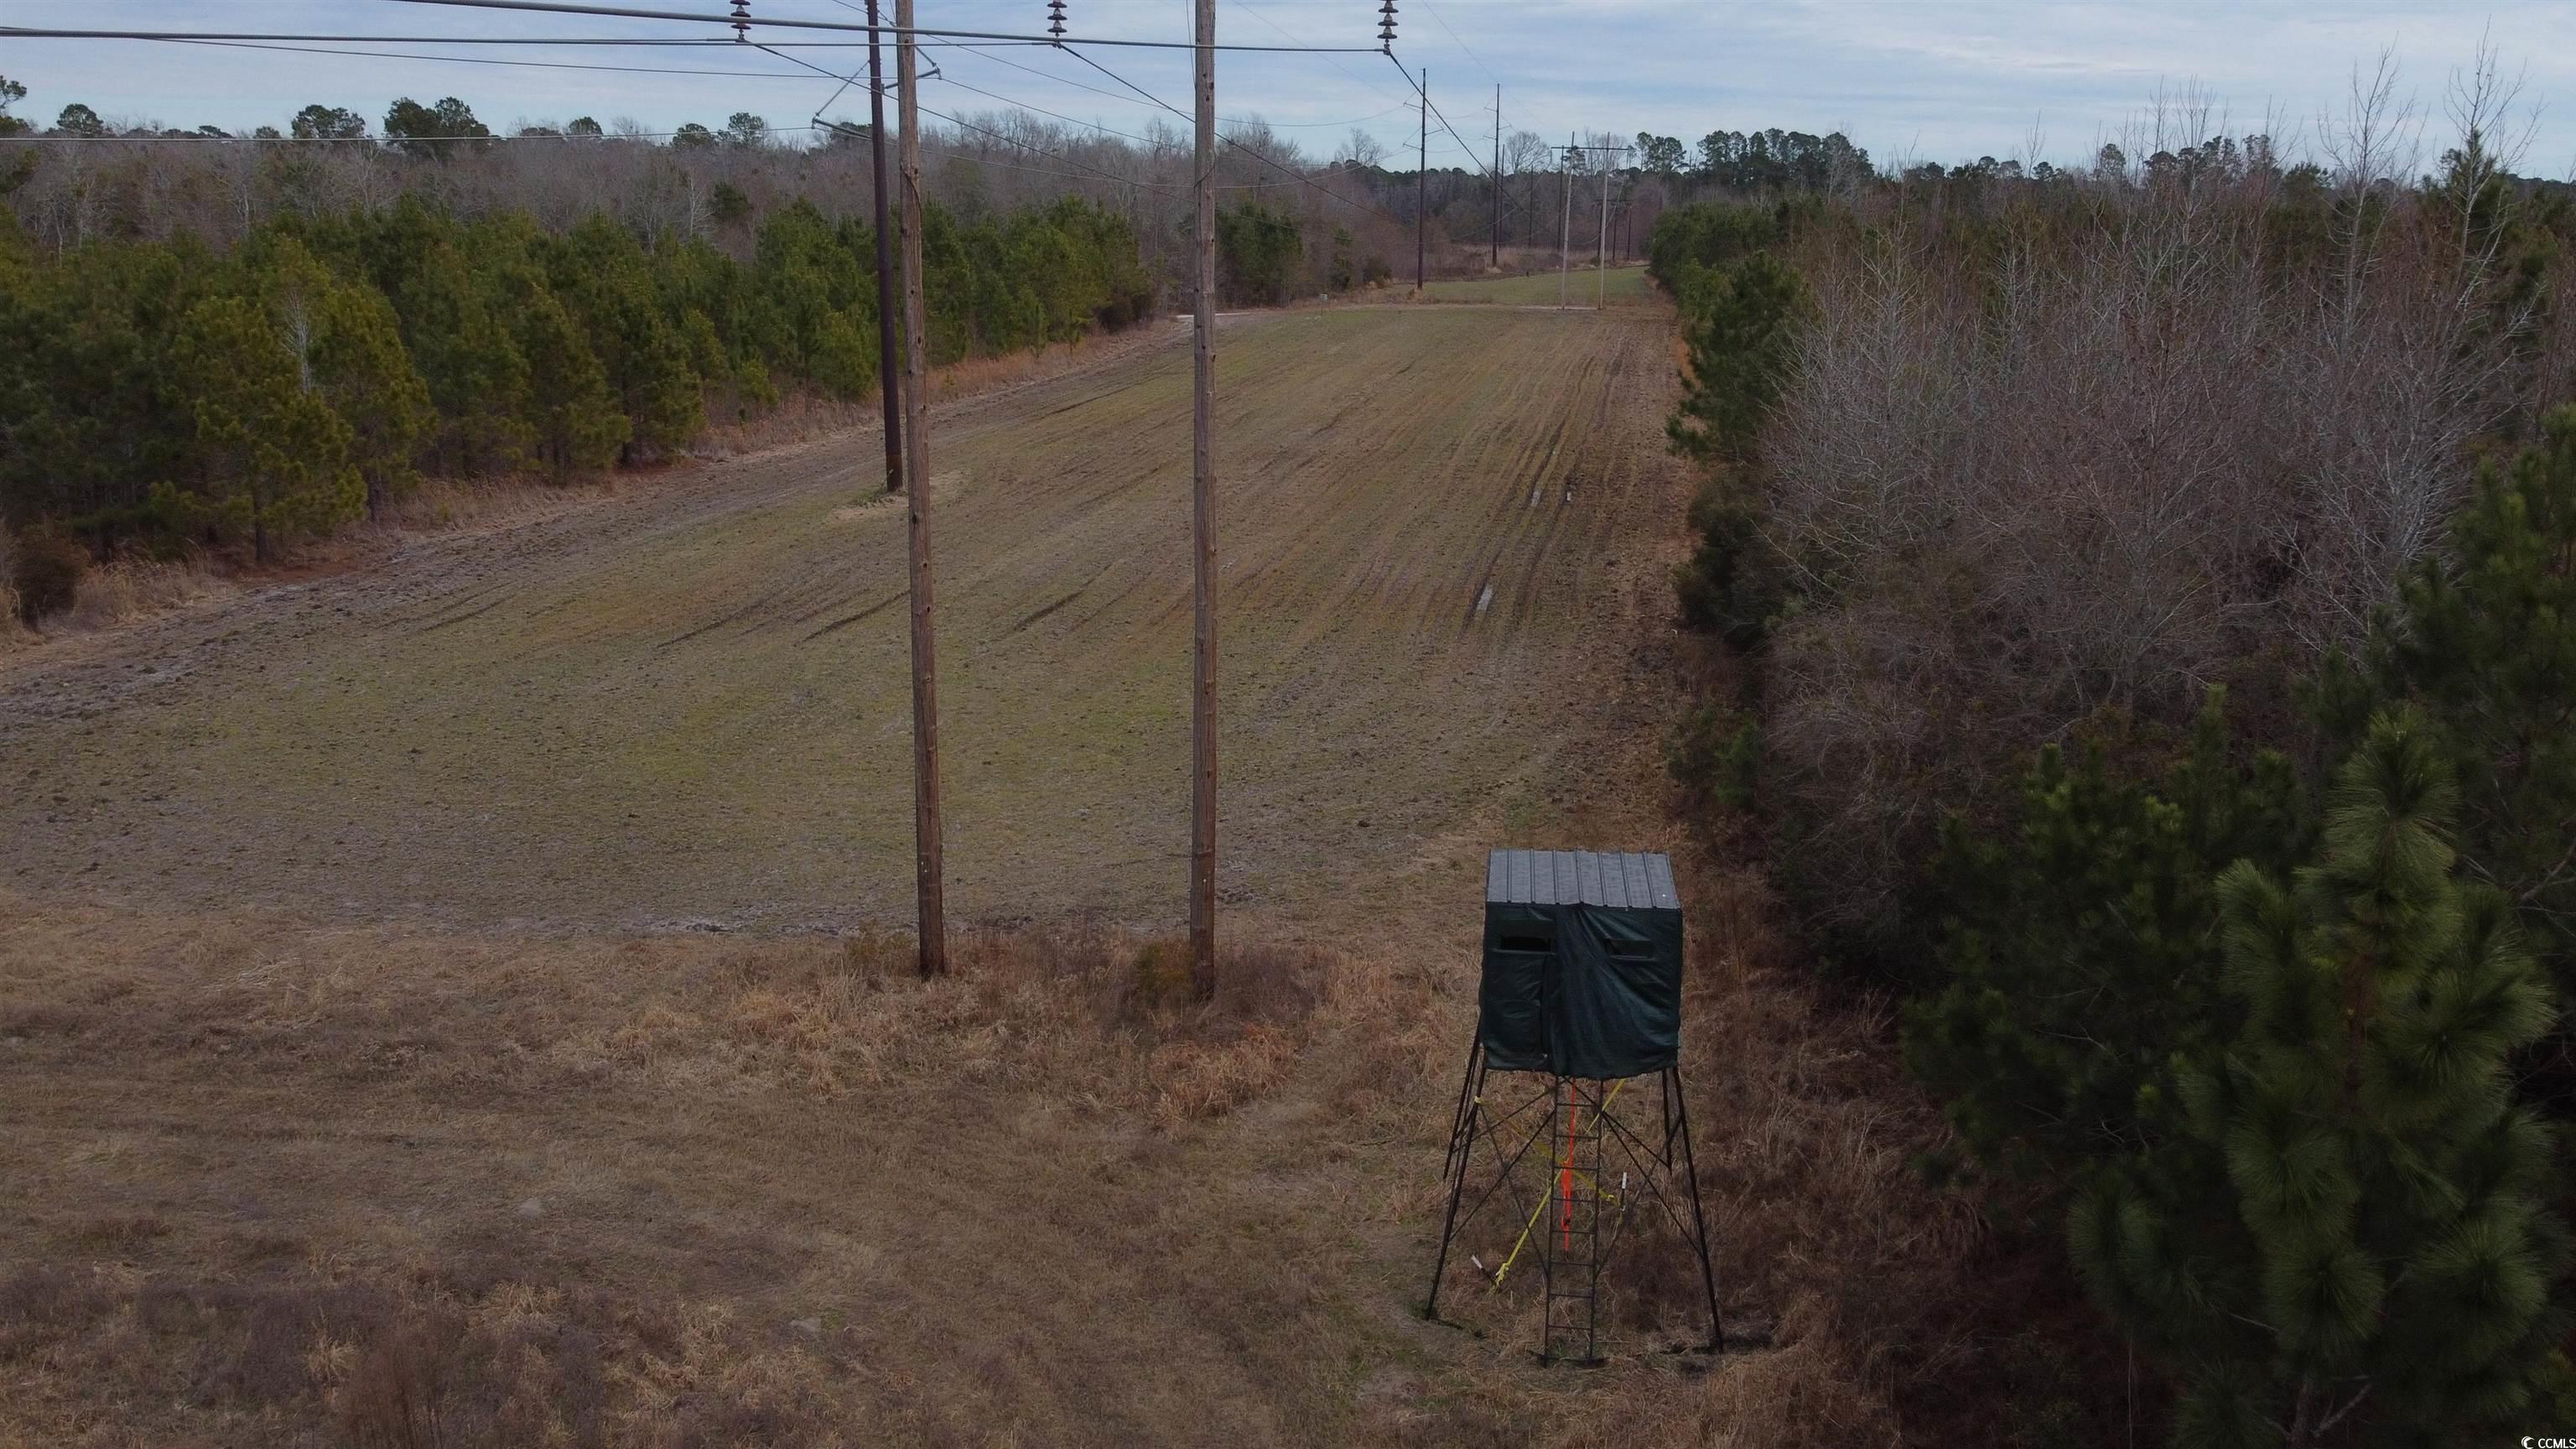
[1422,264,1652,307]
[0,307,1680,935]
[0,301,1999,1446]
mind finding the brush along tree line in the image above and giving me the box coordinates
[0,190,1153,589]
[1652,111,2576,1446]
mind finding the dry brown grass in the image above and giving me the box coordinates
[58,557,234,631]
[0,838,2069,1447]
[0,894,1467,1446]
[0,555,237,654]
[0,528,19,646]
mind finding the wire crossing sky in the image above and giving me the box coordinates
[8,2,2573,174]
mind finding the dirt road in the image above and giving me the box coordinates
[0,306,1687,934]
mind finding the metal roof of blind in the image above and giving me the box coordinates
[1484,849,1680,911]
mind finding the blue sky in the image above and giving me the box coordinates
[7,1,2573,174]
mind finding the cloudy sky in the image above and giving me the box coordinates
[8,1,2573,175]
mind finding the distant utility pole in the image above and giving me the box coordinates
[1559,132,1573,309]
[865,0,901,494]
[1415,66,1428,293]
[1597,148,1613,307]
[896,0,945,976]
[1489,83,1500,270]
[1188,0,1219,997]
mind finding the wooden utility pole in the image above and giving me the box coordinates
[865,0,902,494]
[1415,67,1428,293]
[1187,0,1219,997]
[896,0,945,975]
[1558,132,1572,309]
[1597,148,1613,307]
[1490,83,1500,270]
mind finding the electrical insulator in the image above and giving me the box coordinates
[1378,1,1398,49]
[1046,0,1067,42]
[730,0,750,44]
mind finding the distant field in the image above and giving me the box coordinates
[0,305,1686,934]
[1422,263,1653,307]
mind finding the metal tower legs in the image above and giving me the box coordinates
[1422,1039,1487,1317]
[1423,1058,1724,1359]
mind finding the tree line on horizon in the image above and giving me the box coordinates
[0,75,1431,314]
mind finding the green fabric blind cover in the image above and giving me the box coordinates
[1478,901,1684,1079]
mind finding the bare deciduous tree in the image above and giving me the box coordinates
[1748,69,2553,948]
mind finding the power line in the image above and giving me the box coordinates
[4,125,809,143]
[768,44,1174,195]
[1055,46,1406,226]
[6,28,1402,203]
[929,74,1166,148]
[0,27,739,45]
[886,106,1170,193]
[1223,0,1412,109]
[122,35,836,80]
[1416,1,1497,87]
[374,0,1384,52]
[797,47,1341,197]
[944,41,1406,130]
[3,115,1346,195]
[1384,51,1493,182]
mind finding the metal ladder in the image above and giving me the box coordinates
[1540,1078,1606,1363]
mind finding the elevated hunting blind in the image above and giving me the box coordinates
[1426,850,1722,1363]
[1478,849,1685,1079]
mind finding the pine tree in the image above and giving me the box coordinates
[750,200,874,397]
[2070,710,2566,1446]
[172,294,363,560]
[2314,408,2576,1005]
[255,237,434,518]
[0,237,204,534]
[509,283,626,481]
[414,243,537,477]
[549,216,703,462]
[358,200,535,477]
[1665,250,1805,463]
[1905,695,2308,1187]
